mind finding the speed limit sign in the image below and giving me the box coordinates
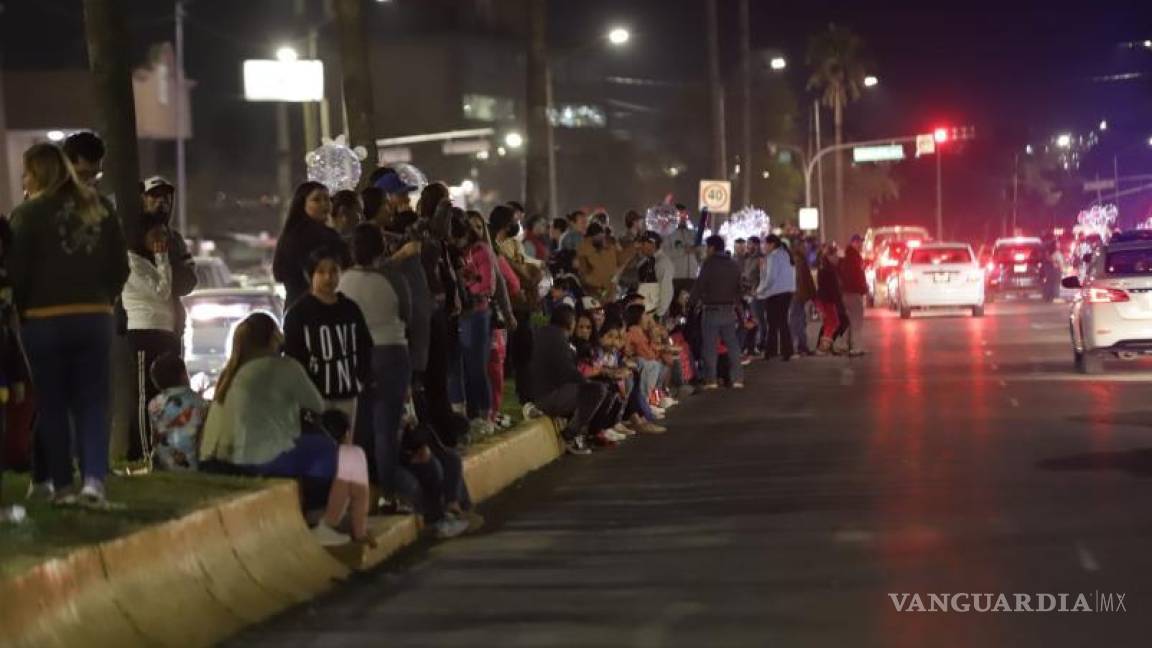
[698,179,731,213]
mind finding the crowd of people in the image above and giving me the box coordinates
[0,131,873,545]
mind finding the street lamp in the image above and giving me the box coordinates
[504,131,524,149]
[1056,133,1072,148]
[607,27,631,46]
[863,75,879,88]
[275,46,298,63]
[1099,120,1108,131]
[770,56,787,70]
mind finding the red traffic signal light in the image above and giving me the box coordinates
[933,127,949,143]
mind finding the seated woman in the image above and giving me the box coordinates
[598,322,665,435]
[571,313,628,446]
[199,312,371,546]
[623,304,669,417]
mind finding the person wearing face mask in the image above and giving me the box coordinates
[489,205,540,411]
[576,222,621,303]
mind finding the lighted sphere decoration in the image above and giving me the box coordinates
[392,162,429,196]
[305,135,366,193]
[1076,204,1118,241]
[719,206,770,249]
[645,204,683,237]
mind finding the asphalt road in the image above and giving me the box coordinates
[234,300,1152,647]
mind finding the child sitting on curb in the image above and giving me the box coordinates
[147,353,207,471]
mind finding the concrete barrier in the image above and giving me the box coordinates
[3,418,565,644]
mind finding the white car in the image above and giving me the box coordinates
[895,243,985,319]
[182,288,285,398]
[1064,239,1152,374]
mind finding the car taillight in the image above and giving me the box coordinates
[1086,287,1130,303]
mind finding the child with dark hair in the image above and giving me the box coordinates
[283,249,374,423]
[147,353,207,471]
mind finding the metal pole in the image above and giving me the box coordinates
[1011,153,1018,235]
[814,100,825,234]
[739,0,751,208]
[936,146,943,240]
[706,0,726,180]
[303,29,320,151]
[174,0,187,234]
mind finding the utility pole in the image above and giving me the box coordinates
[174,0,187,234]
[738,0,751,208]
[82,0,143,237]
[525,0,550,217]
[1011,152,1019,235]
[935,145,943,240]
[334,0,378,187]
[814,100,825,226]
[705,0,726,180]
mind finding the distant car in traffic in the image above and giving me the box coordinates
[868,239,916,309]
[1064,239,1152,374]
[863,226,931,306]
[893,242,985,319]
[192,256,239,290]
[182,287,284,399]
[986,237,1045,301]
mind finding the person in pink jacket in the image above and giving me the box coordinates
[457,212,498,436]
[488,252,521,427]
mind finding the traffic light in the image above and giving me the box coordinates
[933,127,949,143]
[932,125,976,145]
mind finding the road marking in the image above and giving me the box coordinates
[1076,542,1100,572]
[1009,397,1020,408]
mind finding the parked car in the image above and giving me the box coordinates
[1064,239,1152,374]
[182,287,284,399]
[193,256,238,290]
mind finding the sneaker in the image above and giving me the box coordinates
[469,418,495,438]
[848,349,866,357]
[26,481,54,502]
[494,413,514,429]
[659,397,678,409]
[604,429,628,442]
[593,431,619,448]
[79,479,107,506]
[702,382,719,391]
[0,505,27,525]
[434,514,470,539]
[613,423,636,437]
[740,356,754,366]
[311,522,351,546]
[638,421,667,434]
[522,403,544,420]
[732,382,745,389]
[564,436,593,456]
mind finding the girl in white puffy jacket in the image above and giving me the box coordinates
[122,217,181,466]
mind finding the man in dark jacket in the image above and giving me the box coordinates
[839,234,869,356]
[528,305,606,455]
[688,236,745,389]
[139,177,198,337]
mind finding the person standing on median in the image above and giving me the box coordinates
[10,143,129,506]
[755,235,797,361]
[839,234,869,356]
[689,235,745,389]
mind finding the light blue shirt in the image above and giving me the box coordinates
[756,247,796,299]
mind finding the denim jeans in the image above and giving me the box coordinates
[701,306,744,384]
[356,345,410,498]
[458,309,492,418]
[750,298,768,351]
[637,358,664,403]
[22,314,114,489]
[789,300,811,353]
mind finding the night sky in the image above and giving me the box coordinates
[2,0,1151,236]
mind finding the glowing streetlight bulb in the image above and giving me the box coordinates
[504,132,524,149]
[46,130,66,142]
[608,27,631,46]
[863,75,879,88]
[770,57,786,71]
[276,46,299,63]
[1099,120,1108,131]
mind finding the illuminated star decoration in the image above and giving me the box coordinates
[305,135,366,193]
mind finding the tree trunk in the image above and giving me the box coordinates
[82,0,143,464]
[705,0,726,181]
[738,0,751,209]
[82,0,142,235]
[833,99,844,244]
[525,0,551,217]
[334,0,377,187]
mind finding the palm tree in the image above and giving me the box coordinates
[807,24,871,242]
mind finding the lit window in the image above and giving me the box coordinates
[548,104,607,128]
[462,94,516,122]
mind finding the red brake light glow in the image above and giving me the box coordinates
[1086,287,1130,304]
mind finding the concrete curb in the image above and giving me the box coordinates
[326,416,563,570]
[0,481,348,648]
[0,417,564,646]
